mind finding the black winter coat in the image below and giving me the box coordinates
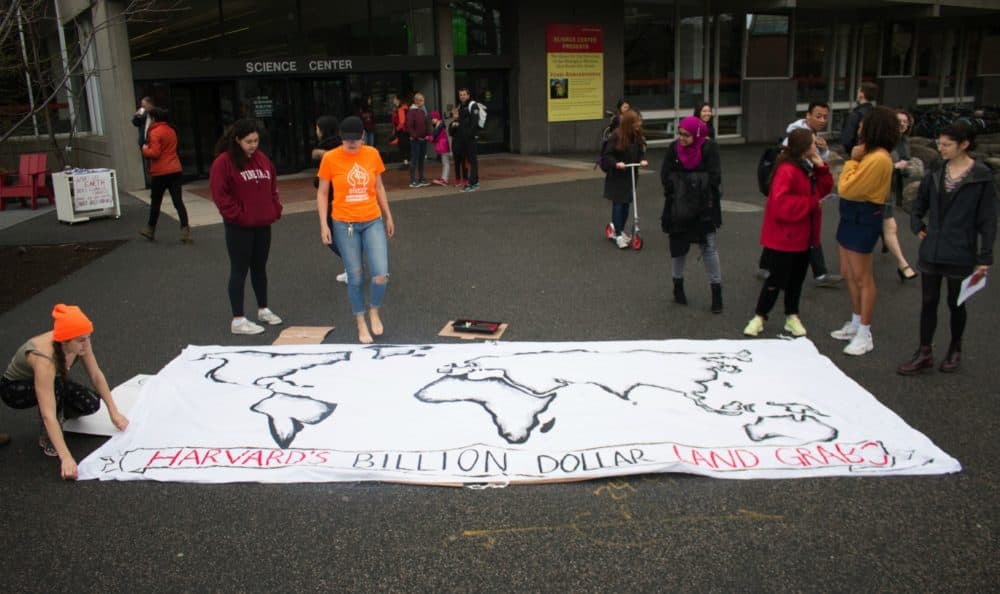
[840,102,872,155]
[660,140,722,240]
[601,135,646,203]
[911,160,997,273]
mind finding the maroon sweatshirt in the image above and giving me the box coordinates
[209,150,282,228]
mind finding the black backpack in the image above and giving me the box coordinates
[757,144,782,196]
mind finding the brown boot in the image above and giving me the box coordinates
[939,343,961,373]
[139,225,155,241]
[0,432,10,446]
[897,345,934,376]
[179,226,193,244]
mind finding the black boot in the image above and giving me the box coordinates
[940,342,961,373]
[897,345,934,376]
[710,283,723,314]
[673,278,687,305]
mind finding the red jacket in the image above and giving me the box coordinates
[760,161,833,252]
[209,150,282,228]
[141,122,182,176]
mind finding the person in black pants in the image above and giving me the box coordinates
[140,108,191,242]
[898,122,996,375]
[209,119,284,335]
[453,87,481,192]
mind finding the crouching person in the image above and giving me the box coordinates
[0,304,129,480]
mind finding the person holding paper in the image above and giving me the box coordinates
[898,122,997,375]
[0,304,129,480]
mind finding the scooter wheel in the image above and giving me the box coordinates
[631,235,643,250]
[604,222,615,240]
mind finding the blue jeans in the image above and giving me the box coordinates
[612,202,630,234]
[332,217,389,315]
[409,138,427,182]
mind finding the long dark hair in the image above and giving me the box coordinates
[614,110,644,152]
[770,128,814,185]
[315,115,341,150]
[859,106,901,154]
[51,340,68,377]
[694,102,712,120]
[214,118,260,170]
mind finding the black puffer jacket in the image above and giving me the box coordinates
[660,140,722,241]
[911,160,997,271]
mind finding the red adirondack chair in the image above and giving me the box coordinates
[0,153,54,210]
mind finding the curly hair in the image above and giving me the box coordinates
[858,106,901,154]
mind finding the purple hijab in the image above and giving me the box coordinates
[676,116,709,170]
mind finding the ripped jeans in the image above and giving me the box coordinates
[332,217,390,315]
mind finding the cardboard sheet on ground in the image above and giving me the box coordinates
[77,340,960,484]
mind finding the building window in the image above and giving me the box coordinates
[745,14,790,78]
[128,2,222,60]
[301,0,371,55]
[794,19,830,103]
[370,0,435,56]
[452,1,504,56]
[917,26,950,98]
[679,15,704,108]
[717,13,742,107]
[980,24,1000,74]
[624,2,674,112]
[220,2,299,59]
[882,22,914,76]
[0,6,98,138]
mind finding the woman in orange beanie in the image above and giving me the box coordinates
[0,304,129,480]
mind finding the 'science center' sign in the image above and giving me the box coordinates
[245,59,355,74]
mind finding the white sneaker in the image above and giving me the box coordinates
[830,321,858,341]
[231,317,265,335]
[336,271,348,284]
[258,308,283,325]
[615,234,629,249]
[843,331,874,356]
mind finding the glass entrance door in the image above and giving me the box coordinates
[237,79,298,173]
[170,82,236,179]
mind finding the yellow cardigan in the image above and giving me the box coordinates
[837,148,893,205]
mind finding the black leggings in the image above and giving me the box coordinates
[755,248,810,317]
[148,172,189,228]
[1,376,101,417]
[920,272,966,346]
[224,222,271,317]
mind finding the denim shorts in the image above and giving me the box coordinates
[836,200,883,254]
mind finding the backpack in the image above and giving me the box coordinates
[757,144,782,196]
[469,100,487,129]
[594,120,618,172]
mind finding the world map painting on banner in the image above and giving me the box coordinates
[77,339,960,484]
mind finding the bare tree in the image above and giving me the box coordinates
[0,0,173,165]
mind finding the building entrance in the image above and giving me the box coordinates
[169,82,237,179]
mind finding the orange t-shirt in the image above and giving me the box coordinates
[317,145,386,222]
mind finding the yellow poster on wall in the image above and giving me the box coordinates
[546,24,603,123]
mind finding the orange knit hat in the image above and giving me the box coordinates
[52,304,94,341]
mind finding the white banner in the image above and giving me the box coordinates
[78,340,960,484]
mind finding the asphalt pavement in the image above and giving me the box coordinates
[0,145,997,592]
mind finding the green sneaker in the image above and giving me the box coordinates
[743,315,765,337]
[784,315,807,337]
